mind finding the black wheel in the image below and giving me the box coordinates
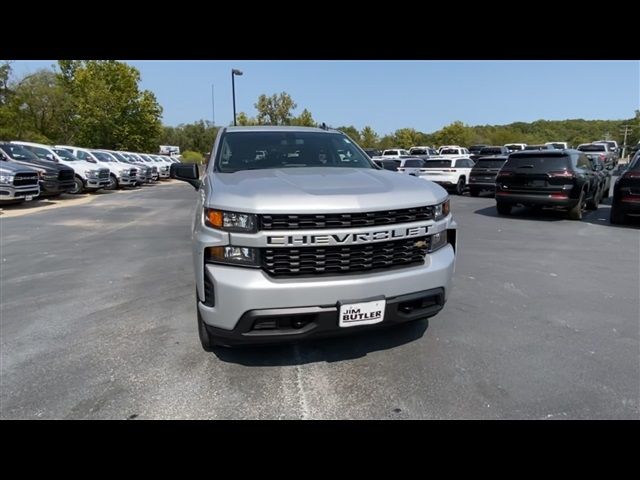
[197,298,224,351]
[69,176,84,194]
[496,202,512,215]
[610,205,626,225]
[455,177,466,195]
[469,187,480,197]
[568,191,584,220]
[105,174,118,190]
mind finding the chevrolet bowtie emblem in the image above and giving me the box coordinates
[414,240,428,248]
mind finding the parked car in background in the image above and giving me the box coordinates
[439,147,470,157]
[397,157,426,176]
[149,155,172,178]
[363,148,382,159]
[373,158,401,171]
[577,143,616,169]
[495,149,601,220]
[545,142,570,150]
[609,152,640,224]
[479,146,510,156]
[524,144,555,151]
[595,140,619,157]
[12,141,110,194]
[469,144,489,161]
[468,156,508,197]
[587,155,611,199]
[409,146,439,158]
[56,145,136,190]
[419,157,474,195]
[0,161,40,204]
[108,151,151,185]
[382,149,410,158]
[0,143,75,197]
[504,143,527,152]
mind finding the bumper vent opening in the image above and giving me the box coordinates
[203,270,215,307]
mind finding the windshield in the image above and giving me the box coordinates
[440,149,459,155]
[474,159,507,168]
[216,131,374,173]
[52,148,78,161]
[424,160,452,168]
[409,148,427,155]
[480,148,504,155]
[91,151,115,162]
[578,144,606,152]
[1,144,40,161]
[383,150,398,156]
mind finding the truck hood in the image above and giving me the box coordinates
[0,163,39,174]
[59,160,104,174]
[206,167,449,214]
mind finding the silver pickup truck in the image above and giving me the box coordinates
[172,126,457,349]
[0,161,40,203]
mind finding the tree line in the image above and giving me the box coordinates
[2,62,637,160]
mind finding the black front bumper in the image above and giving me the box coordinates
[41,180,75,195]
[203,288,445,346]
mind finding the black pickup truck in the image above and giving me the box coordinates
[0,143,76,196]
[495,149,601,220]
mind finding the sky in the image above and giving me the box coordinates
[10,60,640,135]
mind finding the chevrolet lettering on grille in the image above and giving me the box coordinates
[266,225,430,247]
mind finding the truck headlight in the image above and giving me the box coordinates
[433,199,450,221]
[86,170,98,178]
[206,246,259,267]
[0,175,15,184]
[428,230,448,253]
[205,208,257,232]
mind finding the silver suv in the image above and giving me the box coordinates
[172,126,457,349]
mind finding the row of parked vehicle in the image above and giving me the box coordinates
[365,141,638,225]
[0,141,183,205]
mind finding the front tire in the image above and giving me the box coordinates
[105,174,118,190]
[69,176,84,194]
[455,177,466,196]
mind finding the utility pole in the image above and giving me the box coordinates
[211,84,215,126]
[620,124,633,159]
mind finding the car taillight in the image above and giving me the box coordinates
[623,171,640,179]
[548,170,575,179]
[550,192,568,198]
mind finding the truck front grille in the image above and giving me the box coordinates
[261,236,430,277]
[98,169,109,179]
[58,169,75,181]
[260,206,434,230]
[130,169,137,177]
[13,173,39,186]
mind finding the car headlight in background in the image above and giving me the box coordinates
[86,170,98,178]
[433,198,450,221]
[0,175,14,184]
[205,208,257,232]
[206,246,258,267]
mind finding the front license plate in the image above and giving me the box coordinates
[25,195,33,201]
[339,299,386,328]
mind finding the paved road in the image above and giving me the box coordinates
[1,184,638,419]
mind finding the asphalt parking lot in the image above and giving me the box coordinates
[1,183,638,419]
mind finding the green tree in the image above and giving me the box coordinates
[359,126,379,147]
[393,128,424,149]
[235,111,259,126]
[291,108,316,127]
[181,150,204,164]
[336,125,361,143]
[58,60,163,150]
[255,92,297,125]
[433,121,475,147]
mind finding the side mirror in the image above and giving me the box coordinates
[87,158,97,163]
[170,163,201,190]
[45,153,56,162]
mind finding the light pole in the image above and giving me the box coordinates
[231,69,243,126]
